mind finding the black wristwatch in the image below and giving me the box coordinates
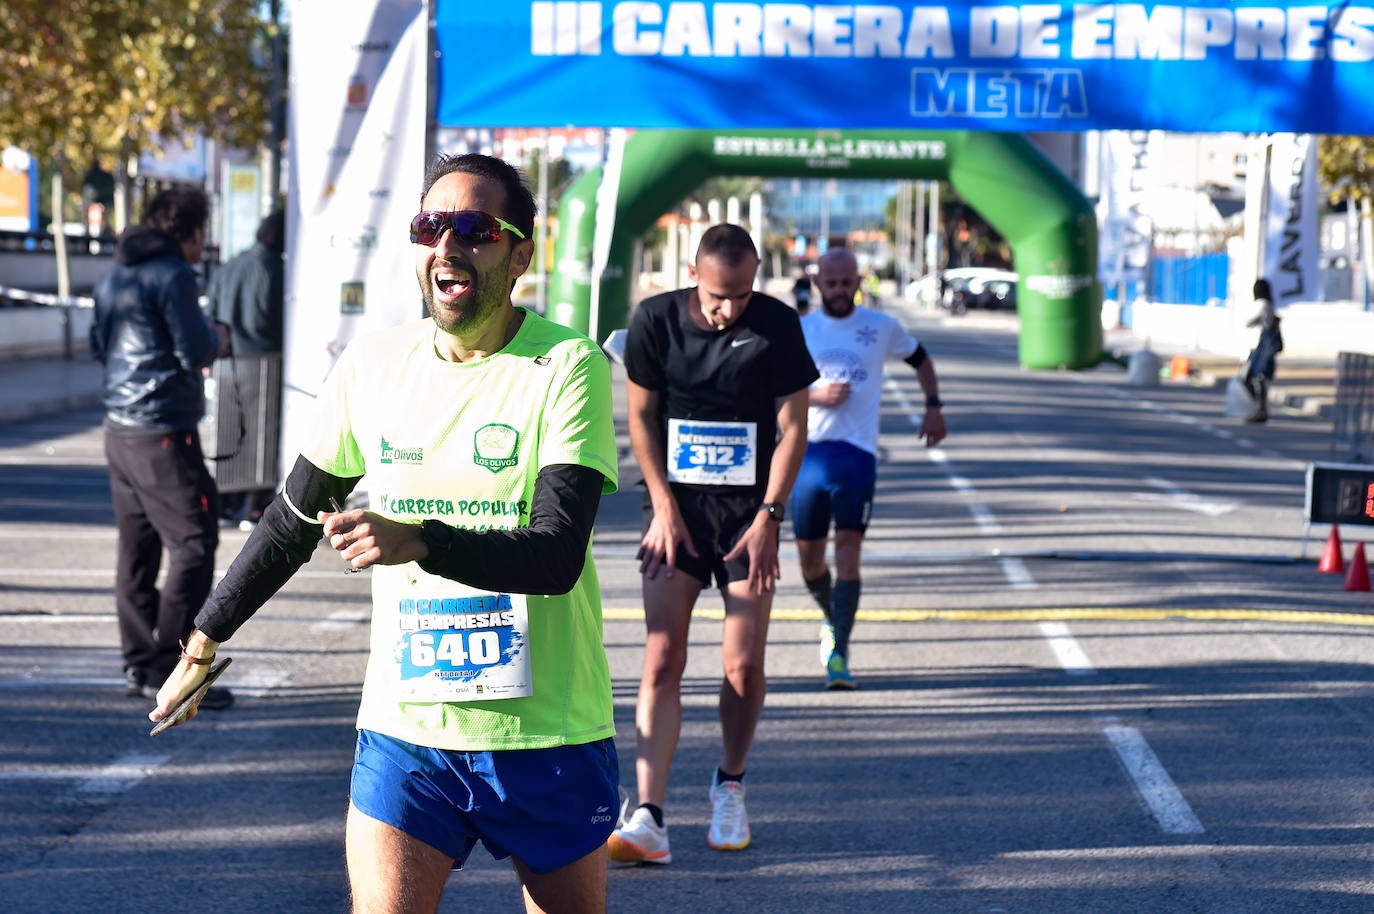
[419,519,456,558]
[759,502,785,523]
[925,395,944,408]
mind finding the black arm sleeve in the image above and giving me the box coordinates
[416,463,605,595]
[194,457,361,642]
[903,343,928,371]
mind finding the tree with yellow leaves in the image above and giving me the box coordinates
[1318,136,1374,305]
[0,0,271,296]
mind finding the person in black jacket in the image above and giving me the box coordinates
[90,186,233,710]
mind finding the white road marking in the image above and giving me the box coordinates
[1102,723,1206,835]
[921,422,1038,591]
[969,504,1000,532]
[1001,557,1036,590]
[314,608,370,631]
[74,752,171,794]
[1039,624,1201,835]
[1136,476,1238,517]
[1038,620,1095,674]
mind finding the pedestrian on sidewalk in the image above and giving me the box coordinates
[1242,277,1283,423]
[90,186,233,711]
[609,223,818,863]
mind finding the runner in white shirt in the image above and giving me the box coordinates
[792,248,947,689]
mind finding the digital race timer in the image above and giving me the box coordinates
[1305,462,1374,527]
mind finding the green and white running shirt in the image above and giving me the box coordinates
[302,311,618,751]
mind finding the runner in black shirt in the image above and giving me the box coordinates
[609,224,818,863]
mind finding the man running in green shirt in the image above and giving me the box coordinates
[151,154,620,914]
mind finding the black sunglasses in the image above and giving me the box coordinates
[409,210,527,246]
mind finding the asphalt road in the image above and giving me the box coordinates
[2,307,1372,913]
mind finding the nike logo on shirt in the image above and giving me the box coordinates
[730,338,753,348]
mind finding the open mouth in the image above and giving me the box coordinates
[433,268,472,302]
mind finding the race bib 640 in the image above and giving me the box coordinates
[391,592,532,702]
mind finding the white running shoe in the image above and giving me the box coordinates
[607,806,672,865]
[708,775,751,851]
[819,623,836,665]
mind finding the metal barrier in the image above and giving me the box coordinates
[201,354,283,494]
[1332,351,1374,463]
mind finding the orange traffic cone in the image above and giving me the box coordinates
[1319,525,1346,574]
[1344,543,1370,592]
[1169,353,1191,381]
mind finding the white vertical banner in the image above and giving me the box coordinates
[1096,130,1158,302]
[282,0,428,463]
[588,127,628,346]
[1261,133,1320,308]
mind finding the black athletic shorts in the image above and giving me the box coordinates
[642,488,773,589]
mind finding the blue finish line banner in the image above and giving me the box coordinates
[435,1,1374,133]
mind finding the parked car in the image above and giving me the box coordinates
[907,268,1018,314]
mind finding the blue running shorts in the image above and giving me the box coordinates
[349,729,620,874]
[790,440,877,540]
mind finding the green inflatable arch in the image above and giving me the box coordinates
[547,129,1102,370]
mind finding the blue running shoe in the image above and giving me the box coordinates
[825,651,856,690]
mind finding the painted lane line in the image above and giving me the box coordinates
[1038,620,1096,675]
[314,608,370,631]
[1040,625,1204,836]
[886,376,923,426]
[75,752,171,794]
[1001,556,1036,590]
[969,504,1001,533]
[1102,724,1205,835]
[1136,476,1239,517]
[922,432,1036,590]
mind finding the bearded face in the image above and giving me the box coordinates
[419,246,514,337]
[413,171,530,343]
[816,261,859,318]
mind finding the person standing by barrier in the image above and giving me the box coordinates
[608,224,817,863]
[207,210,286,528]
[792,248,947,689]
[1243,277,1283,423]
[150,153,622,913]
[90,186,234,711]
